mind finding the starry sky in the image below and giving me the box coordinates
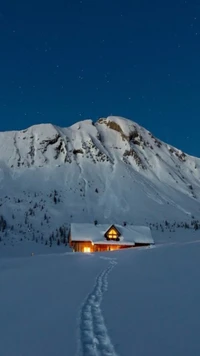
[0,0,200,156]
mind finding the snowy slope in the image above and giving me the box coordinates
[1,240,200,356]
[0,116,200,245]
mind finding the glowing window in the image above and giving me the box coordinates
[107,228,118,239]
[83,247,91,253]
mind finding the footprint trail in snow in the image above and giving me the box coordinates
[77,259,118,356]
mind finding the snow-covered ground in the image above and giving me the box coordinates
[1,236,200,356]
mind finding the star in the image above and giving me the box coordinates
[0,0,199,161]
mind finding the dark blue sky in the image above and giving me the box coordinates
[0,0,200,155]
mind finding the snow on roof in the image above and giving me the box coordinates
[70,223,154,245]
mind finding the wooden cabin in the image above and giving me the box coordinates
[68,223,154,253]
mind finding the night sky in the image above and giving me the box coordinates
[0,0,200,156]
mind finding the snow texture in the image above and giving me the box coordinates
[77,259,118,356]
[1,237,200,355]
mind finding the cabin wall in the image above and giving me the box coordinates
[94,244,121,252]
[71,241,94,252]
[95,244,136,251]
[71,242,136,252]
[134,243,152,247]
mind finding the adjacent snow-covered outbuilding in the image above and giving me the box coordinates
[68,223,154,253]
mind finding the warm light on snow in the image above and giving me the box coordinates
[83,247,91,253]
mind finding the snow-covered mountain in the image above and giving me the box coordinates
[0,116,200,245]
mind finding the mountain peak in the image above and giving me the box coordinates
[0,115,200,247]
[0,115,197,174]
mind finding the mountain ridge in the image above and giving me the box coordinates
[0,116,200,246]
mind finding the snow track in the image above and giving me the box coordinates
[77,259,118,356]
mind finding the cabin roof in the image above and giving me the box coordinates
[70,223,154,245]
